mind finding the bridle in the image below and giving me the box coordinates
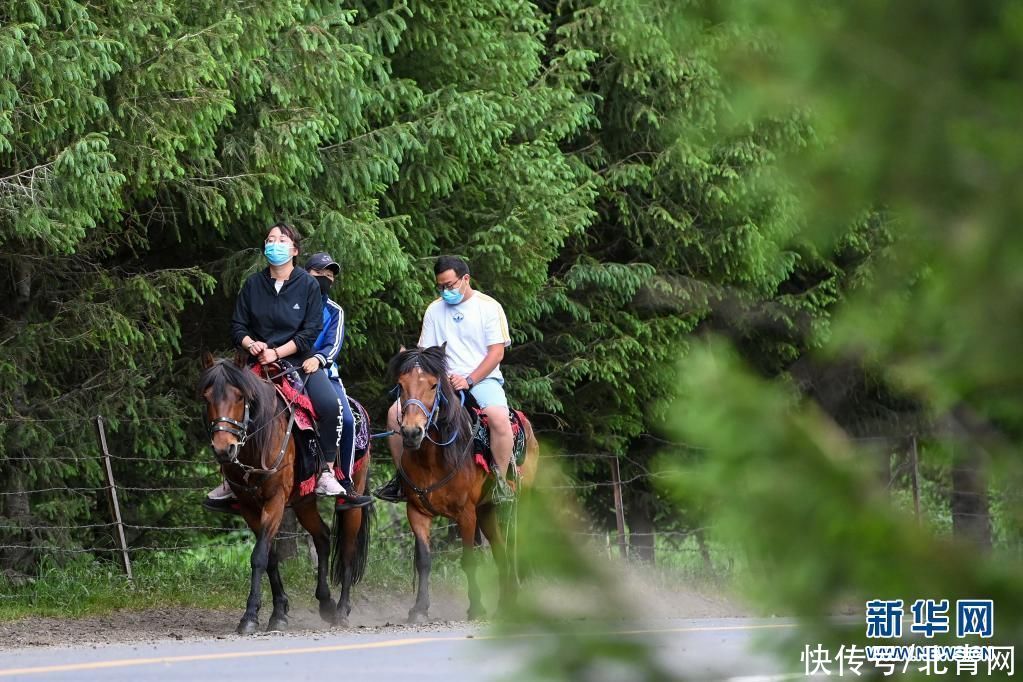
[395,382,462,447]
[394,371,473,516]
[204,363,299,482]
[207,401,251,463]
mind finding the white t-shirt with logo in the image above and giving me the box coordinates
[418,292,511,381]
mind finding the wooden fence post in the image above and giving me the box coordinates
[910,436,921,523]
[609,456,627,559]
[95,416,133,581]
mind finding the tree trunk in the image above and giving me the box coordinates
[625,496,656,563]
[275,508,299,560]
[0,460,33,571]
[950,444,991,549]
[694,527,713,571]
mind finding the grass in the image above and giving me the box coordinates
[1,494,742,623]
[0,520,473,622]
[0,533,730,623]
[1,541,275,620]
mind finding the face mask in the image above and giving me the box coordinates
[441,285,464,306]
[264,242,292,266]
[314,275,333,295]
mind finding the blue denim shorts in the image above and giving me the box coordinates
[469,378,508,409]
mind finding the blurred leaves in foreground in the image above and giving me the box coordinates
[662,0,1023,673]
[501,0,1023,679]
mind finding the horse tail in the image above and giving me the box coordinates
[512,412,540,581]
[329,502,374,587]
[350,503,373,585]
[516,411,540,488]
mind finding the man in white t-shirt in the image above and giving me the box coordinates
[375,255,514,502]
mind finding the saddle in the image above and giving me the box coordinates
[469,406,528,477]
[252,362,370,499]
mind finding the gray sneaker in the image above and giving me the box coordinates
[488,475,515,504]
[207,479,235,500]
[315,470,344,496]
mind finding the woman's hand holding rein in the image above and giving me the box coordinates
[244,338,267,356]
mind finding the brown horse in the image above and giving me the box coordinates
[198,353,372,633]
[388,345,539,623]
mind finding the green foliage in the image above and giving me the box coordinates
[497,1,891,546]
[0,0,601,568]
[6,4,1016,680]
[0,3,920,664]
[666,0,1023,664]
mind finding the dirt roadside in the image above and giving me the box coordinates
[0,574,747,650]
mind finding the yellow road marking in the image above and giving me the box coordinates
[0,622,797,677]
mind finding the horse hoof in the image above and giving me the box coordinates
[236,618,259,635]
[467,607,487,622]
[334,616,349,628]
[407,610,429,625]
[267,617,288,632]
[319,602,336,624]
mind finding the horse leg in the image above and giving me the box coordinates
[238,496,286,635]
[293,498,334,625]
[407,506,433,624]
[332,507,364,626]
[478,505,516,614]
[266,543,290,631]
[327,453,372,627]
[457,508,486,621]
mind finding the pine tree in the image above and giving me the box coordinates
[0,0,598,568]
[668,0,1023,655]
[516,0,891,556]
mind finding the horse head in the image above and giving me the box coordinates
[197,352,271,465]
[388,344,470,454]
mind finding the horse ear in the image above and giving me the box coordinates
[399,345,406,353]
[201,351,214,369]
[439,341,447,353]
[233,349,248,367]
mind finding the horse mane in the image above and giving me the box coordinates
[388,345,473,467]
[198,359,280,460]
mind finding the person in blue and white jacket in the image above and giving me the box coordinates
[302,252,362,496]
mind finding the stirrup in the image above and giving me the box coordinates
[335,491,374,510]
[373,476,406,503]
[202,497,243,516]
[483,474,515,505]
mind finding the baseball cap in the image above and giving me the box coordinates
[305,252,340,274]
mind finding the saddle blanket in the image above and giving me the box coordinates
[471,408,528,476]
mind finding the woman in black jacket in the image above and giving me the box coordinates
[207,223,370,505]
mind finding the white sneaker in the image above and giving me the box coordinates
[207,480,235,500]
[314,470,344,496]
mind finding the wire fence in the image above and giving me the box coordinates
[1,417,1020,598]
[0,416,712,593]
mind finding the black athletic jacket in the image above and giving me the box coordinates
[230,267,323,359]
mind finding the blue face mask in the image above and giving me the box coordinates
[441,285,464,306]
[264,242,292,266]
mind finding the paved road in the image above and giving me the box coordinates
[0,618,812,681]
